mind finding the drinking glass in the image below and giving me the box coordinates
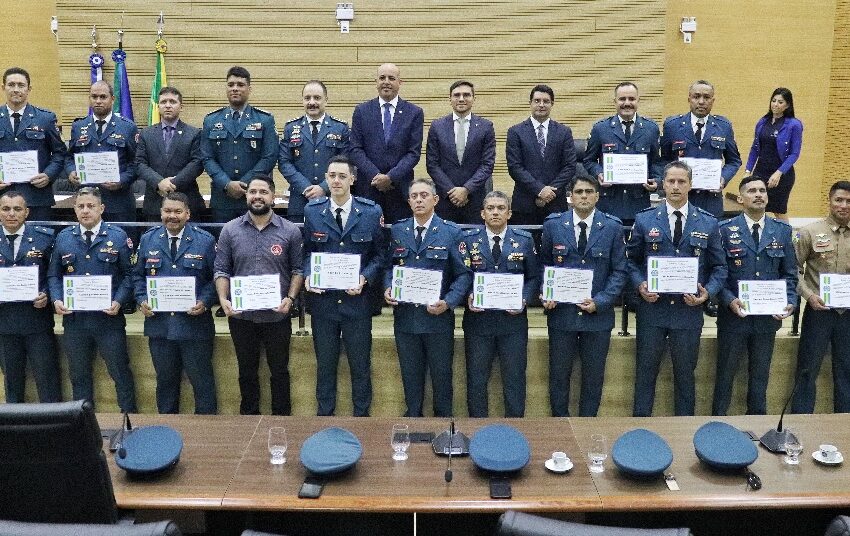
[784,430,803,465]
[587,434,607,473]
[268,427,288,465]
[391,424,410,461]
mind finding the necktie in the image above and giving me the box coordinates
[335,207,344,232]
[695,120,705,144]
[456,117,467,163]
[163,125,175,152]
[623,120,634,142]
[536,124,546,157]
[11,112,20,134]
[752,223,760,246]
[415,225,425,249]
[578,221,588,255]
[232,110,241,122]
[84,230,93,247]
[96,119,105,136]
[6,234,18,257]
[170,236,178,259]
[673,210,683,244]
[310,120,320,143]
[383,102,393,143]
[492,235,502,262]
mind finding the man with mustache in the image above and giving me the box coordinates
[279,80,349,223]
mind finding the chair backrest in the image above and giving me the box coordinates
[0,400,117,524]
[825,516,850,536]
[496,511,693,536]
[0,520,180,536]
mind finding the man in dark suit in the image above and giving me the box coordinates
[426,80,495,224]
[350,63,424,224]
[506,84,576,225]
[136,86,204,220]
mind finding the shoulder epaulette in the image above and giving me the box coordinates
[637,206,656,214]
[285,116,303,124]
[395,217,413,225]
[328,115,348,125]
[252,107,272,116]
[72,116,88,123]
[602,212,623,225]
[307,197,326,206]
[205,107,225,117]
[354,196,375,206]
[33,225,54,236]
[711,114,731,125]
[544,212,562,221]
[512,228,532,238]
[694,206,716,218]
[719,217,734,227]
[770,217,792,227]
[142,225,162,236]
[463,227,482,237]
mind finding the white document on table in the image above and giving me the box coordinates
[390,266,442,306]
[738,279,788,315]
[310,253,361,290]
[146,276,197,312]
[602,153,648,185]
[0,265,39,302]
[820,273,850,308]
[647,256,698,294]
[0,150,39,183]
[542,266,593,304]
[74,151,120,184]
[230,274,282,312]
[63,275,112,311]
[472,272,523,310]
[680,157,722,191]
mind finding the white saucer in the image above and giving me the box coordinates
[813,450,844,465]
[545,457,573,473]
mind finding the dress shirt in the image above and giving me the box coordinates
[618,114,638,135]
[690,114,707,143]
[94,112,113,130]
[485,226,507,256]
[378,96,399,127]
[3,223,23,258]
[666,202,689,239]
[743,213,766,239]
[454,112,470,142]
[330,195,353,229]
[166,227,185,252]
[79,221,103,238]
[308,114,325,135]
[574,209,596,244]
[530,117,550,145]
[412,214,434,244]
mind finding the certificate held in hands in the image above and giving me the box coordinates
[0,150,39,184]
[63,275,112,311]
[820,274,850,308]
[310,253,361,290]
[603,153,648,185]
[74,151,120,184]
[680,157,722,191]
[738,280,787,315]
[147,277,197,312]
[230,274,282,312]
[0,266,39,302]
[542,266,593,304]
[647,256,698,294]
[472,273,523,311]
[390,266,442,306]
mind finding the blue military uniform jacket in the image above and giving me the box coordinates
[65,114,139,214]
[303,195,387,320]
[47,222,134,330]
[626,204,727,329]
[0,104,67,208]
[201,105,277,211]
[0,224,54,334]
[278,115,349,217]
[584,115,663,221]
[132,224,217,341]
[717,214,797,333]
[541,210,628,332]
[383,215,472,333]
[460,226,539,334]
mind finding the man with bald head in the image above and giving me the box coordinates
[350,63,424,223]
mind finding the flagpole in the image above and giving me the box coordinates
[112,13,134,121]
[149,12,168,125]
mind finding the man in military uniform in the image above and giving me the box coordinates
[303,156,386,416]
[713,176,796,415]
[584,82,663,224]
[626,161,726,416]
[0,191,60,402]
[791,180,850,413]
[0,67,67,222]
[48,186,136,412]
[66,81,139,224]
[540,176,628,417]
[202,66,278,223]
[279,80,349,223]
[384,177,471,417]
[133,192,218,414]
[661,80,742,219]
[460,191,538,418]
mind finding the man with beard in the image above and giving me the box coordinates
[214,176,304,415]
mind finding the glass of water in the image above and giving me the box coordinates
[268,427,288,465]
[783,430,803,465]
[391,424,410,461]
[588,434,607,473]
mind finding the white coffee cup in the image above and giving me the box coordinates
[552,451,568,469]
[820,444,839,462]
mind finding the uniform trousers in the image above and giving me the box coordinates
[394,328,453,418]
[634,323,701,416]
[548,329,611,417]
[312,315,372,417]
[791,306,850,413]
[712,330,776,415]
[464,331,527,418]
[0,331,61,403]
[149,337,217,415]
[62,326,137,412]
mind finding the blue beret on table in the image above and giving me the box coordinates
[300,427,362,475]
[611,428,673,478]
[469,424,530,473]
[115,425,183,476]
[693,421,758,470]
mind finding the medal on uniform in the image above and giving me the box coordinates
[107,241,113,246]
[251,140,257,149]
[150,269,156,275]
[293,149,300,157]
[652,243,659,251]
[67,266,74,273]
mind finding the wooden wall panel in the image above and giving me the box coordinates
[823,0,850,209]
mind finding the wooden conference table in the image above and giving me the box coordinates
[99,413,850,514]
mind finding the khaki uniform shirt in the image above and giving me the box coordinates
[795,215,850,304]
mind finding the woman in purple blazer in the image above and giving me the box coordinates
[744,87,803,221]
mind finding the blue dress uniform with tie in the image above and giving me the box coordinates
[303,196,387,416]
[713,214,796,415]
[661,113,742,218]
[133,224,218,415]
[460,226,539,418]
[0,225,61,402]
[278,115,350,221]
[541,209,628,417]
[384,216,472,417]
[584,115,663,223]
[626,204,727,416]
[201,105,278,222]
[47,223,137,412]
[65,115,139,222]
[0,104,67,221]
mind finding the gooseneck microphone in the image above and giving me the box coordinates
[445,420,455,482]
[760,369,808,453]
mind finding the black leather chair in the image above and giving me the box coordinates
[241,531,287,536]
[826,516,850,536]
[496,511,693,536]
[0,520,180,536]
[0,400,117,524]
[573,138,593,182]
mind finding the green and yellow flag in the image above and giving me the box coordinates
[147,38,168,125]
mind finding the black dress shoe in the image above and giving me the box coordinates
[704,300,719,317]
[215,306,226,317]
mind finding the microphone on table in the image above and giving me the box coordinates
[445,420,455,483]
[760,369,808,453]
